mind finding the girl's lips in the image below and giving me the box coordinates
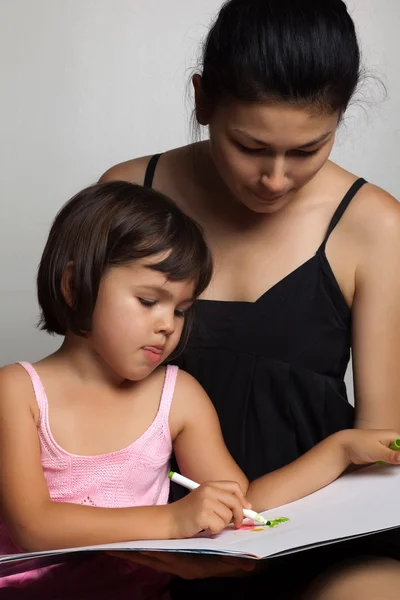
[142,346,164,364]
[143,345,163,354]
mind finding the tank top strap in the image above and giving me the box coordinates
[319,178,367,250]
[158,365,179,421]
[143,153,163,188]
[17,361,49,419]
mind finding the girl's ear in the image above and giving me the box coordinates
[192,74,212,126]
[61,261,74,308]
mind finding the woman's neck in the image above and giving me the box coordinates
[188,141,273,230]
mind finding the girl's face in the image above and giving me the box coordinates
[88,256,195,381]
[205,99,339,214]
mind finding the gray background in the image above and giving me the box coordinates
[1,0,399,406]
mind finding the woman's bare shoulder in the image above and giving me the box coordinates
[339,183,400,260]
[327,161,400,240]
[98,144,198,186]
[349,182,400,246]
[99,155,153,185]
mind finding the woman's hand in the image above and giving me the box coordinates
[340,429,400,465]
[108,550,256,579]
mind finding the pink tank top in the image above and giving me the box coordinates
[0,362,177,598]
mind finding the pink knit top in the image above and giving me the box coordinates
[0,361,177,598]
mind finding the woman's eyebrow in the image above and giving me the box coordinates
[233,129,332,148]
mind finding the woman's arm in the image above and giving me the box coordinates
[350,187,400,431]
[247,428,400,512]
[166,370,400,515]
[247,429,400,512]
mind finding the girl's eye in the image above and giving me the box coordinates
[138,298,188,317]
[138,298,156,307]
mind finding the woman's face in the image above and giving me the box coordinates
[206,99,340,214]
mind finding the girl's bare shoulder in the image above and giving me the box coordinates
[0,363,38,419]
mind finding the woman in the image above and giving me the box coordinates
[100,0,400,596]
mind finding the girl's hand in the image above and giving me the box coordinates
[341,429,400,465]
[168,480,251,539]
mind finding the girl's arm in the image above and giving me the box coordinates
[0,365,245,552]
[170,370,248,494]
[247,428,400,512]
[0,365,176,551]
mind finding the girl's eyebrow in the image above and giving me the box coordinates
[135,284,172,296]
[232,129,332,149]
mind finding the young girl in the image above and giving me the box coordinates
[0,181,398,598]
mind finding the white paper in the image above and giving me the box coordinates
[1,464,399,566]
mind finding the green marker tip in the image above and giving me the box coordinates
[378,438,400,464]
[168,471,174,480]
[390,439,400,451]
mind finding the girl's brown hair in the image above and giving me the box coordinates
[37,181,212,354]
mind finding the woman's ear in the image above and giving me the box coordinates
[61,261,74,308]
[192,74,212,126]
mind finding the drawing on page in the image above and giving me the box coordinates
[234,517,290,534]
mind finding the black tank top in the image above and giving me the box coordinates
[145,153,367,481]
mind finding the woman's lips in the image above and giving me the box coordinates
[253,190,286,202]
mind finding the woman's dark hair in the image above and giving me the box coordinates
[37,181,212,354]
[200,0,361,115]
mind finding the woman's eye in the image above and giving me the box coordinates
[174,309,186,318]
[138,298,156,307]
[291,148,320,158]
[236,141,320,158]
[237,143,264,155]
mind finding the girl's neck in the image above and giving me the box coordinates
[44,334,128,389]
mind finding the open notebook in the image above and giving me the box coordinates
[1,463,399,577]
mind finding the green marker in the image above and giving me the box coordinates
[378,438,400,465]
